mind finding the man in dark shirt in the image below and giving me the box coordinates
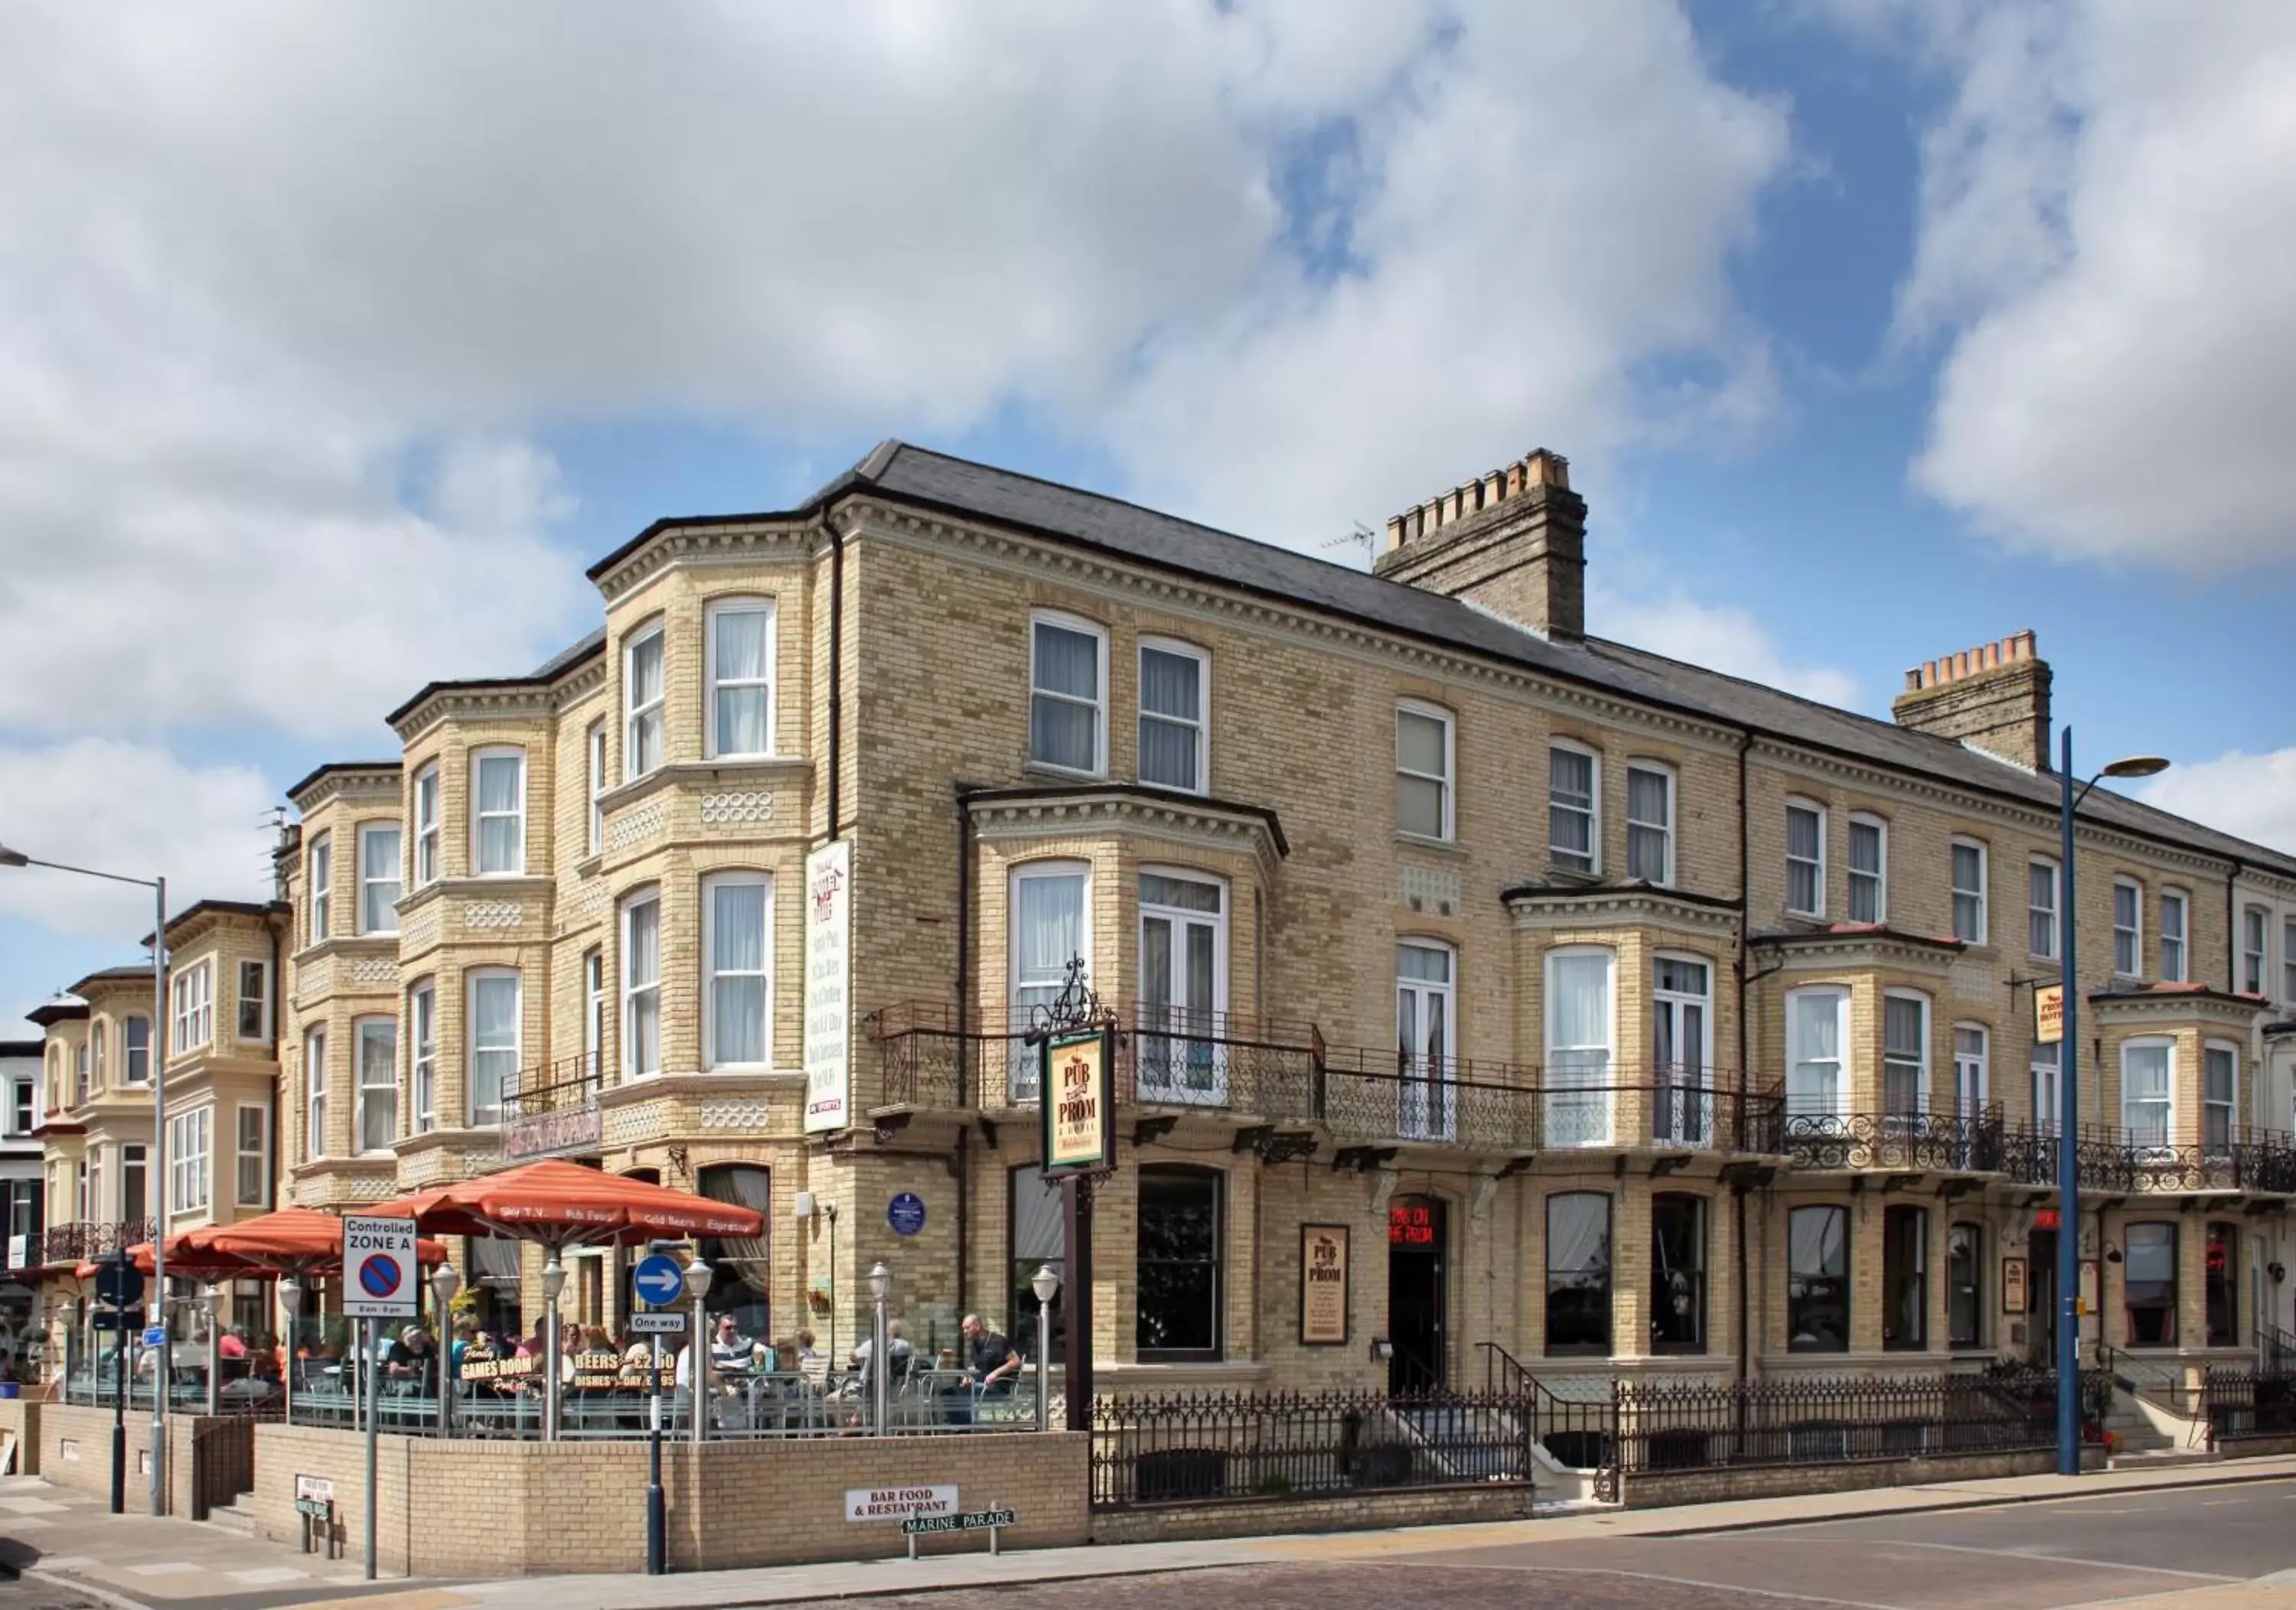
[952,1312,1021,1425]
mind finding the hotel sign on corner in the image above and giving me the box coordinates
[802,839,853,1135]
[1040,1028,1114,1175]
[2033,983,2064,1046]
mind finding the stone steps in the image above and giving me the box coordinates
[204,1496,257,1537]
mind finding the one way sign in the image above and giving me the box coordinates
[632,1253,685,1309]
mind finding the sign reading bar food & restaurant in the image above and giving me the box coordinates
[803,839,853,1135]
[1040,1027,1114,1175]
[845,1484,957,1523]
[1300,1223,1350,1345]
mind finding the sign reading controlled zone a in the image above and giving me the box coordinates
[340,1215,418,1318]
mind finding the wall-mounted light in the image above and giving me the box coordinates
[2104,1244,2123,1266]
[2270,1261,2287,1285]
[1369,1337,1394,1361]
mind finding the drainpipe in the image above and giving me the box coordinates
[268,920,282,1213]
[954,793,974,1320]
[1733,732,1753,1388]
[825,515,845,842]
[2227,865,2239,994]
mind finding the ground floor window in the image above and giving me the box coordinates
[1789,1204,1848,1352]
[1009,1164,1065,1360]
[2125,1221,2177,1346]
[1545,1192,1613,1355]
[1651,1193,1706,1353]
[2206,1223,2238,1348]
[696,1165,771,1343]
[1948,1223,1983,1349]
[1883,1206,1927,1350]
[1138,1167,1221,1361]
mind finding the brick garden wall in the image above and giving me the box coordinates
[31,1403,249,1517]
[1619,1444,2105,1509]
[1090,1480,1537,1544]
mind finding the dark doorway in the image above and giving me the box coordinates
[1388,1194,1447,1392]
[2029,1229,2058,1364]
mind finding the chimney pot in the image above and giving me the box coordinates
[1893,629,2050,769]
[1375,443,1587,638]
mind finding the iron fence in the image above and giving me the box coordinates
[1091,1387,1544,1508]
[1612,1372,2095,1474]
[2202,1369,2296,1442]
[1998,1125,2296,1194]
[41,1219,155,1266]
[1782,1109,2006,1173]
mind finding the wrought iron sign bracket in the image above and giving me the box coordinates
[1496,1155,1536,1178]
[1882,1175,1923,1194]
[1332,1144,1397,1174]
[1133,1115,1179,1149]
[1649,1154,1694,1179]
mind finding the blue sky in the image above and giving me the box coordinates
[3,1,2294,1035]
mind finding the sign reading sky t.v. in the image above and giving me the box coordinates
[802,838,853,1134]
[1040,1027,1114,1176]
[632,1253,685,1309]
[341,1216,417,1318]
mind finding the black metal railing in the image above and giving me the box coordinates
[1090,1387,1548,1508]
[2202,1368,2296,1442]
[2258,1322,2296,1372]
[1613,1372,2089,1475]
[497,1054,605,1160]
[1782,1108,2006,1173]
[1474,1342,1620,1483]
[2099,1342,2206,1423]
[41,1218,155,1266]
[1998,1125,2296,1194]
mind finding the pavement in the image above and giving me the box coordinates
[5,1456,2296,1610]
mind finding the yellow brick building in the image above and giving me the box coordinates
[28,441,2296,1403]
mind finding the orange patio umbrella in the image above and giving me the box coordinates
[367,1158,763,1251]
[77,1237,256,1282]
[197,1207,448,1275]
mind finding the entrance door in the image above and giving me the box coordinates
[2029,1229,2058,1364]
[1388,1194,1447,1392]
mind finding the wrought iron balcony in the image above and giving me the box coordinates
[1781,1107,2006,1173]
[497,1052,605,1161]
[1998,1124,2296,1194]
[41,1218,155,1266]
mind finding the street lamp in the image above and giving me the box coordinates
[0,844,168,1516]
[540,1259,566,1443]
[794,1193,837,1378]
[867,1261,892,1436]
[278,1273,301,1427]
[2055,740,2171,1477]
[198,1284,220,1418]
[1030,1265,1060,1433]
[429,1263,461,1438]
[685,1256,713,1447]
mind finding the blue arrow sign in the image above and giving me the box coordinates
[632,1253,685,1309]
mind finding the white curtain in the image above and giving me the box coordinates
[357,1022,397,1152]
[2123,1044,2170,1143]
[1012,872,1084,1098]
[477,756,522,872]
[1547,1194,1609,1275]
[628,634,664,773]
[713,608,771,756]
[625,899,660,1076]
[710,881,768,1065]
[1546,951,1613,1146]
[1138,648,1199,789]
[1788,992,1841,1118]
[362,828,401,932]
[1627,771,1670,880]
[1790,1204,1845,1276]
[472,974,519,1122]
[1031,624,1098,770]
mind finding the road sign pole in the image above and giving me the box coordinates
[110,1276,126,1516]
[647,1331,664,1575]
[364,1315,379,1581]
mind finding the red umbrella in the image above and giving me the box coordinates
[367,1158,762,1250]
[77,1237,255,1281]
[197,1207,447,1276]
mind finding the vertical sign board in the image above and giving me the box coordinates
[1300,1224,1350,1345]
[340,1217,417,1318]
[2033,984,2065,1045]
[803,839,853,1134]
[1040,1028,1114,1175]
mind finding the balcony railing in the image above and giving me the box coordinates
[1782,1107,2007,1173]
[498,1053,605,1161]
[42,1218,155,1266]
[1998,1125,2296,1194]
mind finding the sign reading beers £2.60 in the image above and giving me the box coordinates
[1040,1028,1114,1175]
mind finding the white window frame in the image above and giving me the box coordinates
[1626,761,1676,886]
[8,1077,31,1137]
[1786,985,1851,1122]
[2031,1041,2060,1137]
[701,872,773,1070]
[305,1027,327,1159]
[1652,952,1714,1147]
[170,959,213,1056]
[1397,940,1460,1142]
[122,1015,149,1085]
[308,833,331,945]
[168,1106,211,1216]
[1028,611,1108,777]
[1950,837,1988,945]
[1951,1022,1989,1116]
[2203,1038,2239,1158]
[585,721,607,857]
[1548,738,1601,875]
[2244,906,2269,996]
[1847,813,1887,924]
[2285,917,2296,1005]
[582,947,605,1089]
[2121,1035,2175,1148]
[357,821,402,936]
[1785,797,1826,917]
[470,746,527,877]
[468,967,521,1126]
[413,764,440,887]
[409,979,436,1135]
[1394,701,1456,842]
[1882,989,1932,1118]
[354,1016,398,1155]
[1008,860,1091,1102]
[625,621,667,784]
[1395,701,1456,842]
[1136,867,1231,1103]
[91,1020,106,1089]
[2028,857,2060,960]
[1137,637,1209,795]
[1542,944,1617,1146]
[621,888,663,1080]
[236,959,269,1044]
[2158,888,2189,983]
[2112,876,2144,978]
[233,1103,268,1209]
[704,596,778,761]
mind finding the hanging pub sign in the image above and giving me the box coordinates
[2033,983,2065,1045]
[1300,1224,1350,1345]
[1040,1027,1115,1176]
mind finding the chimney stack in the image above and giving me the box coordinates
[1891,631,2052,771]
[1375,448,1586,639]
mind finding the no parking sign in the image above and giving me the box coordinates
[341,1216,418,1318]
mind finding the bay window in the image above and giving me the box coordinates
[409,980,436,1134]
[1882,992,1929,1119]
[1652,954,1711,1145]
[2122,1038,2173,1148]
[2203,1041,2236,1158]
[355,1017,397,1153]
[706,597,776,759]
[1544,1191,1613,1356]
[168,1106,210,1215]
[1544,947,1615,1147]
[1009,862,1088,1102]
[585,722,606,856]
[359,822,402,934]
[1029,614,1106,775]
[122,1015,148,1084]
[621,889,661,1079]
[703,872,771,1067]
[305,1027,328,1159]
[469,969,520,1125]
[471,748,527,875]
[413,764,440,886]
[1138,639,1208,794]
[1137,870,1227,1103]
[1786,987,1849,1121]
[625,623,666,781]
[308,833,331,944]
[1548,741,1599,873]
[170,959,212,1055]
[1395,702,1453,841]
[1137,1166,1222,1361]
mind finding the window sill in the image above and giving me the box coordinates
[1393,832,1467,857]
[1022,761,1107,786]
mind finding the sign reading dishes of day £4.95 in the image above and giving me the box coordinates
[803,839,853,1135]
[1039,1027,1114,1176]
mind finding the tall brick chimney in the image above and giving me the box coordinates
[1891,631,2053,771]
[1375,448,1586,640]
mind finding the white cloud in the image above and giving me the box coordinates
[1591,586,1859,707]
[0,740,277,939]
[0,0,1791,752]
[1886,2,2296,570]
[2138,749,2296,859]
